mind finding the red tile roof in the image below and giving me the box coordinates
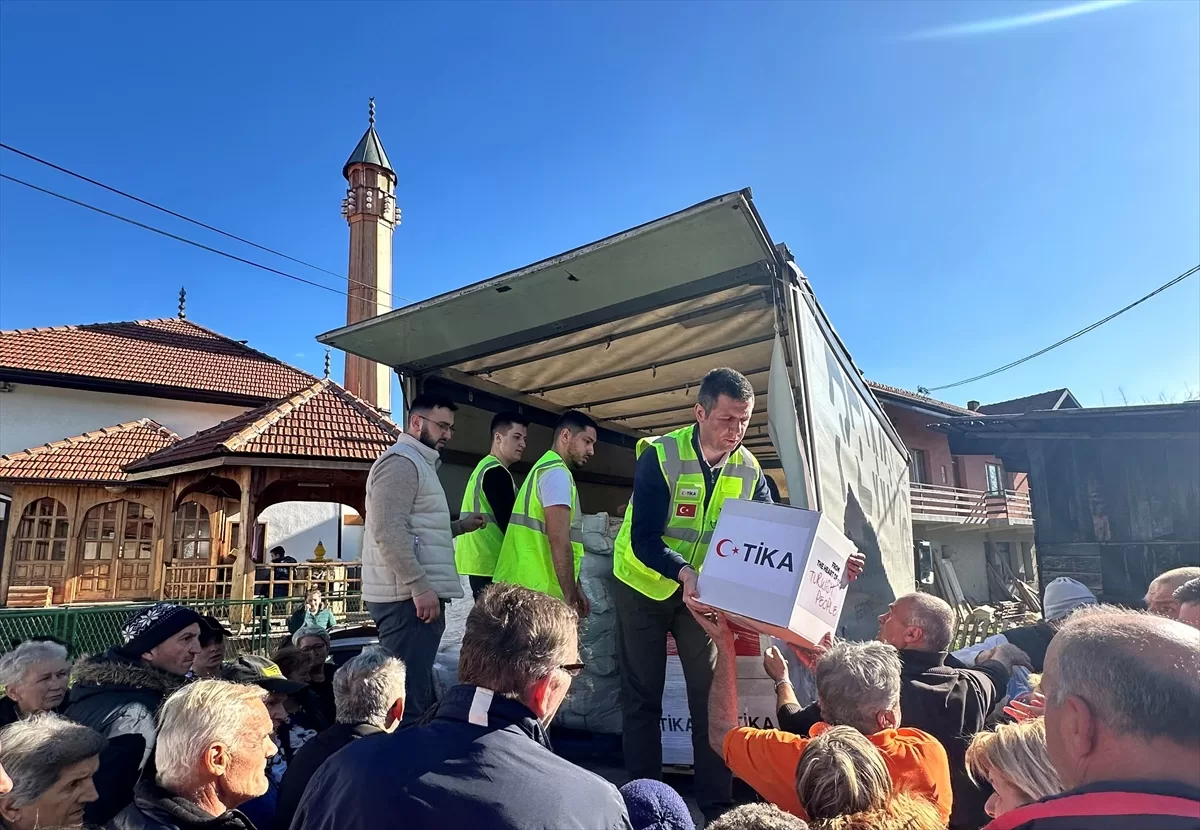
[866,380,977,416]
[0,318,315,403]
[979,388,1081,415]
[0,419,179,484]
[126,380,399,473]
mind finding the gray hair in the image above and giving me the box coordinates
[1047,605,1200,746]
[901,592,955,652]
[333,647,406,727]
[155,680,268,791]
[292,625,330,646]
[705,803,809,830]
[697,367,754,413]
[0,641,69,689]
[0,714,104,808]
[1151,566,1200,594]
[816,641,902,735]
[1173,577,1200,607]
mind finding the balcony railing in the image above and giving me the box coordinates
[910,482,1033,525]
[161,561,362,602]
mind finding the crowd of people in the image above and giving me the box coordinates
[0,569,1196,830]
[0,364,1196,830]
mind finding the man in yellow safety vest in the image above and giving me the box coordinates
[493,410,597,618]
[455,411,530,600]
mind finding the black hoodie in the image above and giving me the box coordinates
[64,648,187,825]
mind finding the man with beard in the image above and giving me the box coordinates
[362,393,487,725]
[493,410,598,618]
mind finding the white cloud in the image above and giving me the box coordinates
[904,0,1135,40]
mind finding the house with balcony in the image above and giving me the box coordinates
[867,383,1080,605]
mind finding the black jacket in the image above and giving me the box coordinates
[0,695,68,727]
[289,684,632,830]
[983,780,1200,830]
[274,722,383,830]
[109,779,257,830]
[1002,622,1056,673]
[780,649,1009,830]
[66,649,187,825]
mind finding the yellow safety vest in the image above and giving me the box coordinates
[613,425,762,600]
[454,455,512,578]
[493,449,585,600]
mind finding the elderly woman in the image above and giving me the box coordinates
[0,641,70,727]
[292,625,335,724]
[966,717,1064,819]
[0,713,104,830]
[796,726,945,830]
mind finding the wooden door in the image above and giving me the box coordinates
[116,502,156,599]
[76,501,157,601]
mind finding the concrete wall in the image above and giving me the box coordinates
[916,524,1036,604]
[0,384,248,455]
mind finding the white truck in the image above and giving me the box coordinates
[318,188,913,641]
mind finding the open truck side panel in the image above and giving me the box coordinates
[318,189,913,634]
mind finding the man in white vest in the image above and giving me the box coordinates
[362,393,486,724]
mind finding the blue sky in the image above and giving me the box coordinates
[1,0,1196,408]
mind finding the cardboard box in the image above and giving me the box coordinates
[696,499,856,648]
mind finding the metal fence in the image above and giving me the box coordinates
[0,593,370,658]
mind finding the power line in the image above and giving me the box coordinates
[1,172,355,299]
[0,142,406,303]
[923,264,1200,393]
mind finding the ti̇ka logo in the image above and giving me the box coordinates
[675,486,701,519]
[714,538,795,572]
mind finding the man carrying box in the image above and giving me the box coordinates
[493,410,597,617]
[609,368,778,820]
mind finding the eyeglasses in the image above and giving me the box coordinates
[559,662,586,677]
[418,415,455,434]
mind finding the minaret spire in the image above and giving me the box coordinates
[340,99,397,414]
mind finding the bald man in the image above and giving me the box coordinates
[992,606,1200,829]
[767,592,1028,830]
[1145,566,1200,619]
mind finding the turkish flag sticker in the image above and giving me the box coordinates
[675,504,697,518]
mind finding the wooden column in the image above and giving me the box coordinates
[230,467,257,603]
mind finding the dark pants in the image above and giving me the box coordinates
[367,599,446,725]
[613,579,732,819]
[468,575,493,601]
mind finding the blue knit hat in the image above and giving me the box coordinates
[619,779,695,830]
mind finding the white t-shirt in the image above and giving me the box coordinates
[537,466,573,509]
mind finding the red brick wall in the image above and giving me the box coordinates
[882,402,1026,492]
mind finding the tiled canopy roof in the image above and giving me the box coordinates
[0,318,315,403]
[126,380,399,473]
[866,380,977,416]
[0,419,179,484]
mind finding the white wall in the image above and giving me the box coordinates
[0,383,249,453]
[259,502,341,562]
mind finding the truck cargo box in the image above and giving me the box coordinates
[318,189,913,639]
